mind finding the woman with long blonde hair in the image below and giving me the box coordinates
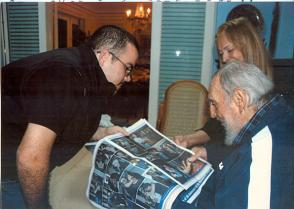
[174,17,274,163]
[216,17,273,79]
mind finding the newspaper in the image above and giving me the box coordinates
[86,119,213,209]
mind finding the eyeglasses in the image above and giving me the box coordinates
[108,51,134,76]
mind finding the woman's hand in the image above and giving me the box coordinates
[173,135,189,148]
[173,130,210,148]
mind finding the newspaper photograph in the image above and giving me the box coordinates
[86,119,214,209]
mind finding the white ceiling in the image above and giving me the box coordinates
[74,2,152,14]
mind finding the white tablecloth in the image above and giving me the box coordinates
[49,147,96,209]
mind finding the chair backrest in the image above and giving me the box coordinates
[157,80,208,137]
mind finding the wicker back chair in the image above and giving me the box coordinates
[157,80,208,137]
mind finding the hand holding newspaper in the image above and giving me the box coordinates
[85,119,213,209]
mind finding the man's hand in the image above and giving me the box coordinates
[91,126,129,140]
[17,123,56,209]
[187,146,208,162]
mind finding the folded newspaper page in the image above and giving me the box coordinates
[86,119,213,209]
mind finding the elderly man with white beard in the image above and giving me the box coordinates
[172,60,294,209]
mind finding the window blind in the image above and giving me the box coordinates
[6,2,39,62]
[159,3,206,101]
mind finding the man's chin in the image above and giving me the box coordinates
[222,121,239,146]
[224,135,236,146]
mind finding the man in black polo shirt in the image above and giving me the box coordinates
[2,25,139,209]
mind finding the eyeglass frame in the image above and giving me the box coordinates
[96,50,135,76]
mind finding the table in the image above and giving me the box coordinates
[49,147,96,209]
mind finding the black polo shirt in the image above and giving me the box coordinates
[1,46,116,179]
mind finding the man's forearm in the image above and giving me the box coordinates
[17,123,56,209]
[17,160,51,209]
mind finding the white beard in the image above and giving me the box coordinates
[222,120,242,146]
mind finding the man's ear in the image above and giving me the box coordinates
[97,49,110,67]
[232,88,249,114]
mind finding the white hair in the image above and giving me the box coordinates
[217,61,274,109]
